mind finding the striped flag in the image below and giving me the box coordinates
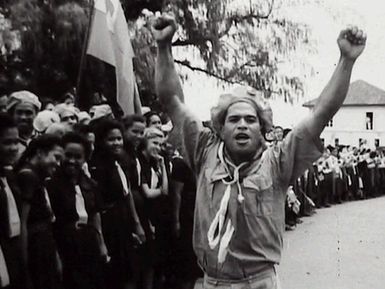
[87,0,142,116]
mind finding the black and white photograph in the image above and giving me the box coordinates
[0,0,384,288]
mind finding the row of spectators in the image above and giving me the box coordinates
[2,89,384,289]
[0,90,200,289]
[271,126,385,230]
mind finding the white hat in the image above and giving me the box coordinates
[91,104,113,120]
[7,90,42,112]
[161,120,173,132]
[33,110,60,133]
[141,106,151,115]
[78,111,91,124]
[55,103,79,120]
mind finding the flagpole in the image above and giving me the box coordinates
[75,0,95,108]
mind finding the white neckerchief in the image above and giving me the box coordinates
[82,162,91,178]
[207,142,247,264]
[0,245,10,287]
[43,187,56,223]
[150,167,160,189]
[115,161,129,196]
[74,185,88,225]
[0,177,20,238]
[135,158,141,187]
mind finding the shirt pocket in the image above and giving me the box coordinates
[243,175,274,216]
[195,168,215,210]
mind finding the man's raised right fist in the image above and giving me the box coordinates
[152,13,177,45]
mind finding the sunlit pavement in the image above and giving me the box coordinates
[278,196,385,289]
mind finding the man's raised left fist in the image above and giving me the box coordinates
[338,26,367,61]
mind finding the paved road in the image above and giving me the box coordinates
[278,196,385,289]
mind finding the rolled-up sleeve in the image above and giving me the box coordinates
[277,120,324,187]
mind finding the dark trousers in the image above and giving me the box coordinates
[345,167,358,199]
[319,173,332,207]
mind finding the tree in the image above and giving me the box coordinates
[131,0,315,105]
[0,0,316,109]
[1,0,88,99]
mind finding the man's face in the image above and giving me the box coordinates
[13,103,36,136]
[149,115,162,130]
[221,102,261,162]
[0,95,8,113]
[125,121,145,149]
[61,113,77,126]
[0,127,19,166]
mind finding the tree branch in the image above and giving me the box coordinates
[172,0,275,47]
[175,59,281,97]
[174,59,239,84]
[172,38,207,47]
[218,0,275,38]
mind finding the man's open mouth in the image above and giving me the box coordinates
[235,133,250,144]
[235,133,250,140]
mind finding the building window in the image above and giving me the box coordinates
[335,138,339,147]
[366,112,373,130]
[375,139,380,147]
[321,138,324,146]
[359,138,363,146]
[326,118,333,127]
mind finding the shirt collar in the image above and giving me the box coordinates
[209,142,266,183]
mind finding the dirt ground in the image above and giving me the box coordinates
[278,196,385,289]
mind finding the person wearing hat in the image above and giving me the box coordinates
[7,91,42,149]
[153,13,366,288]
[55,103,79,128]
[33,110,61,135]
[62,93,75,106]
[77,111,91,125]
[90,104,113,121]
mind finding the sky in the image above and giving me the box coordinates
[179,0,385,126]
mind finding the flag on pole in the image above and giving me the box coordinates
[87,0,142,116]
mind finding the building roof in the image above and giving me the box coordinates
[303,80,385,107]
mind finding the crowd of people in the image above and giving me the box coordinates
[0,90,201,289]
[0,13,370,289]
[2,89,383,289]
[275,125,385,231]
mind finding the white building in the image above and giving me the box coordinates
[303,80,385,149]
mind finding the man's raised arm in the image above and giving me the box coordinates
[153,14,207,169]
[305,26,367,137]
[153,13,186,123]
[277,27,366,185]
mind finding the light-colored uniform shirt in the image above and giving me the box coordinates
[176,109,323,280]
